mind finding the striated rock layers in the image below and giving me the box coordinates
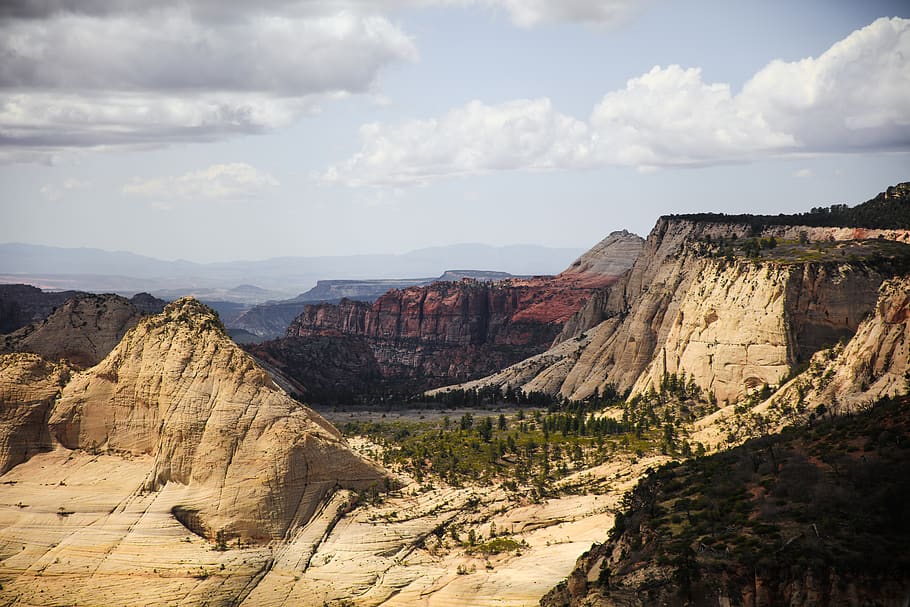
[2,298,385,543]
[251,231,645,398]
[0,292,166,369]
[0,353,70,474]
[447,217,910,405]
[231,271,516,340]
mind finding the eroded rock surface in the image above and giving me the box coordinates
[447,218,910,405]
[258,232,644,398]
[45,298,385,543]
[0,353,69,473]
[0,293,165,368]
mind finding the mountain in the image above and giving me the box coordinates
[541,394,910,607]
[231,270,517,339]
[446,186,910,407]
[0,284,81,333]
[245,231,645,402]
[0,242,586,298]
[0,292,166,368]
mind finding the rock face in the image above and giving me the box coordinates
[448,217,910,405]
[0,353,69,474]
[0,298,385,545]
[231,271,518,339]
[558,230,648,287]
[766,276,910,413]
[628,257,887,404]
[0,292,166,369]
[248,232,644,400]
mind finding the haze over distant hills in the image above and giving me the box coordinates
[0,242,587,302]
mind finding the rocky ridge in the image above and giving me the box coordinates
[0,292,166,368]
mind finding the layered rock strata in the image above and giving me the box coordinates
[251,231,644,398]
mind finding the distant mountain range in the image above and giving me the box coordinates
[0,242,587,303]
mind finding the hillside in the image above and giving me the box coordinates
[0,292,166,368]
[541,395,910,607]
[0,284,81,333]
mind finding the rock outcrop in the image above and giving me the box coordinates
[42,298,385,543]
[763,276,910,414]
[0,292,166,368]
[231,271,518,339]
[0,284,80,333]
[0,353,69,474]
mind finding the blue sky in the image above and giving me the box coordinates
[1,0,908,262]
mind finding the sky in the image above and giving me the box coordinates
[1,0,908,263]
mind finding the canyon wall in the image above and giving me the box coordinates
[447,217,910,405]
[252,231,645,397]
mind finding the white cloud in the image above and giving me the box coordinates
[589,65,796,167]
[39,178,90,201]
[793,168,813,178]
[484,0,646,28]
[0,0,650,163]
[740,16,910,152]
[326,17,910,186]
[123,163,279,202]
[0,4,417,161]
[324,98,591,185]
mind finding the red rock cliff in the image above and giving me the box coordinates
[271,232,645,396]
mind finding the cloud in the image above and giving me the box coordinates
[793,168,813,179]
[483,0,647,28]
[326,17,910,186]
[589,65,796,167]
[324,99,590,185]
[39,178,90,201]
[0,4,417,161]
[123,163,279,202]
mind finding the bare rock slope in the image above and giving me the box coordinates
[0,293,165,369]
[0,353,69,474]
[48,298,385,542]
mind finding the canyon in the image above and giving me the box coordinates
[0,184,908,606]
[249,231,645,401]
